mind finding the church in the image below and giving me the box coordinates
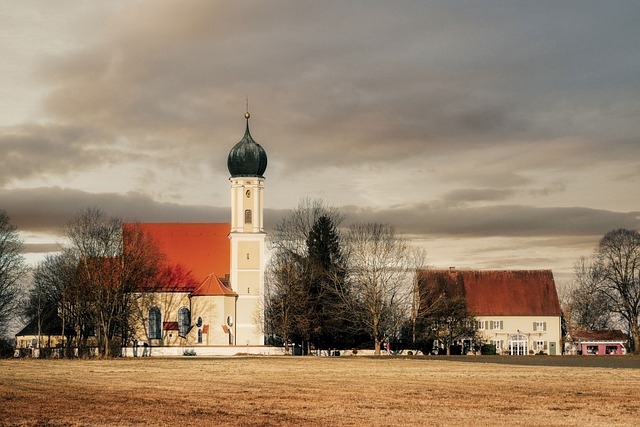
[126,111,274,356]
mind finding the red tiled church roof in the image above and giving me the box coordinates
[418,269,561,317]
[128,223,231,292]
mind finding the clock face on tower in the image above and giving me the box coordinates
[245,189,251,198]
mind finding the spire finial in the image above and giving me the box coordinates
[245,98,250,119]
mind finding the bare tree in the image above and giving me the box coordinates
[0,210,26,338]
[130,262,197,351]
[413,270,476,355]
[264,251,307,354]
[63,208,164,357]
[269,198,344,257]
[343,223,422,355]
[594,228,640,353]
[562,257,615,331]
[25,251,77,354]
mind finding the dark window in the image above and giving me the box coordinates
[197,329,203,344]
[244,209,252,224]
[149,307,161,339]
[178,307,191,338]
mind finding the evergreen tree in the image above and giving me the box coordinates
[305,215,350,350]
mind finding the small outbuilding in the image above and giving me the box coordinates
[564,330,627,355]
[14,314,76,357]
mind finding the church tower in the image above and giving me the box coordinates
[227,111,267,345]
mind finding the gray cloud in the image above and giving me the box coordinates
[442,188,517,205]
[0,123,121,185]
[23,1,638,176]
[2,1,639,274]
[2,187,227,233]
[7,187,637,242]
[342,204,640,238]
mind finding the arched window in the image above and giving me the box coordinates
[148,307,161,340]
[178,307,191,338]
[244,209,252,224]
[197,329,203,344]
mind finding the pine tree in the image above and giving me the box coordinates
[305,215,349,350]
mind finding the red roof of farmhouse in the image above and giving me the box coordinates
[417,269,561,317]
[570,329,627,342]
[126,223,232,295]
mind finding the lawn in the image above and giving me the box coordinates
[1,355,639,426]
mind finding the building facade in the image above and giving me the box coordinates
[564,330,627,355]
[127,112,269,354]
[417,268,563,355]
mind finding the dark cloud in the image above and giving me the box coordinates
[0,123,121,185]
[2,1,640,274]
[2,187,227,233]
[342,204,640,238]
[7,187,637,242]
[21,0,637,177]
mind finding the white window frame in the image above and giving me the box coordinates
[534,321,546,332]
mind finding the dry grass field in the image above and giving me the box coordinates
[1,355,639,426]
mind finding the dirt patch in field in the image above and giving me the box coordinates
[1,356,639,426]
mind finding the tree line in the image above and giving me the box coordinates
[2,204,639,357]
[561,228,640,353]
[1,208,174,357]
[263,198,478,356]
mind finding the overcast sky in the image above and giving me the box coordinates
[1,1,639,282]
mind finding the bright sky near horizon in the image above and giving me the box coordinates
[1,1,639,283]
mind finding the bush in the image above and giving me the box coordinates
[481,343,497,355]
[0,338,15,358]
[449,344,463,355]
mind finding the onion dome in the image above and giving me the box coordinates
[227,112,267,178]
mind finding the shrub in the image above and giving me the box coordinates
[0,338,14,358]
[480,343,497,355]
